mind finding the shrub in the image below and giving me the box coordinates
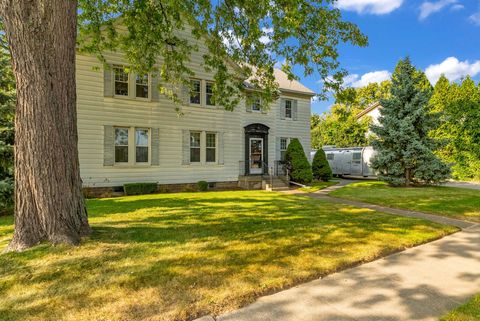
[0,178,14,215]
[312,149,332,181]
[285,138,313,184]
[197,181,208,191]
[124,182,157,196]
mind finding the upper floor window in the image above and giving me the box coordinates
[252,97,261,112]
[136,74,149,99]
[206,81,215,106]
[190,131,201,162]
[114,66,129,96]
[115,127,129,163]
[206,132,216,162]
[285,99,292,119]
[190,79,201,104]
[135,129,149,163]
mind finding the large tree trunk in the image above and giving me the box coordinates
[0,0,90,252]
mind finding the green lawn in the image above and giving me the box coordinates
[330,181,480,222]
[440,294,480,321]
[299,180,338,192]
[0,191,456,321]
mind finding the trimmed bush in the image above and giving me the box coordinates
[197,181,208,191]
[124,182,157,196]
[0,178,13,215]
[312,149,333,181]
[285,138,313,184]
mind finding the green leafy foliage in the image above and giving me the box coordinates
[430,75,480,181]
[123,182,158,196]
[311,81,391,149]
[312,149,332,181]
[77,0,368,110]
[0,25,14,215]
[285,138,312,184]
[197,180,208,192]
[371,57,450,186]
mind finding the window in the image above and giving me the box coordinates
[114,127,129,163]
[135,129,149,163]
[136,74,149,98]
[285,99,292,119]
[206,81,215,106]
[114,66,129,96]
[251,97,261,112]
[190,79,201,104]
[353,152,361,162]
[327,153,334,160]
[190,131,201,162]
[206,132,216,162]
[280,137,288,161]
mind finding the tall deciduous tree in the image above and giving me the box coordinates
[371,58,450,186]
[0,0,367,251]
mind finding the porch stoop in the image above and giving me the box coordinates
[238,175,290,191]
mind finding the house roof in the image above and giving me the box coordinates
[356,101,381,119]
[273,68,316,96]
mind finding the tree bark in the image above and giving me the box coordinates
[405,168,411,187]
[0,0,91,252]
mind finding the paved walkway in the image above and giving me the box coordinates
[196,179,480,321]
[443,181,480,190]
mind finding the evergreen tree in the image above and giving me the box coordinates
[312,149,332,181]
[371,57,450,186]
[285,138,313,184]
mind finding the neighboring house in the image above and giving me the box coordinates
[76,30,314,191]
[356,101,381,125]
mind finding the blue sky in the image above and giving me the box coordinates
[302,0,480,114]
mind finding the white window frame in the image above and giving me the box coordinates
[113,65,129,97]
[205,81,215,106]
[190,79,202,105]
[284,99,293,119]
[190,131,201,163]
[135,73,150,100]
[280,137,290,161]
[134,128,150,164]
[114,127,130,164]
[206,132,217,163]
[251,97,261,112]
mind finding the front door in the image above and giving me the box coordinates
[249,138,263,174]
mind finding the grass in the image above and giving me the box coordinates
[440,294,480,321]
[0,190,457,321]
[330,181,480,223]
[299,180,338,192]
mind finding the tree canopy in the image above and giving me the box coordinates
[78,0,368,110]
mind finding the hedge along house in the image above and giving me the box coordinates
[77,27,314,193]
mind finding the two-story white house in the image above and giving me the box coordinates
[76,30,314,193]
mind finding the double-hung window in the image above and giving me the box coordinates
[206,81,215,106]
[190,79,201,104]
[206,132,216,162]
[115,127,129,163]
[251,97,261,112]
[190,131,201,163]
[280,137,288,161]
[135,129,149,163]
[114,66,129,96]
[136,74,149,98]
[284,99,292,119]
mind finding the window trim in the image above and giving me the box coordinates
[280,137,290,162]
[189,131,202,163]
[134,128,150,164]
[189,79,202,105]
[114,127,130,164]
[205,81,215,107]
[205,132,217,163]
[135,73,150,100]
[284,99,293,119]
[113,65,130,98]
[251,97,262,113]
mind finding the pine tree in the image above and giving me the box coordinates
[371,57,450,186]
[312,149,332,181]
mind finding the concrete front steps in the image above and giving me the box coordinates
[238,175,290,191]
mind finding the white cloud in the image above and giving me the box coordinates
[259,27,273,45]
[419,0,458,20]
[469,12,480,25]
[425,57,480,84]
[336,0,403,14]
[343,70,392,87]
[450,4,464,10]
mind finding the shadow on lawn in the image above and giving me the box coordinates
[0,192,458,321]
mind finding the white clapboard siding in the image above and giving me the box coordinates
[76,34,311,187]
